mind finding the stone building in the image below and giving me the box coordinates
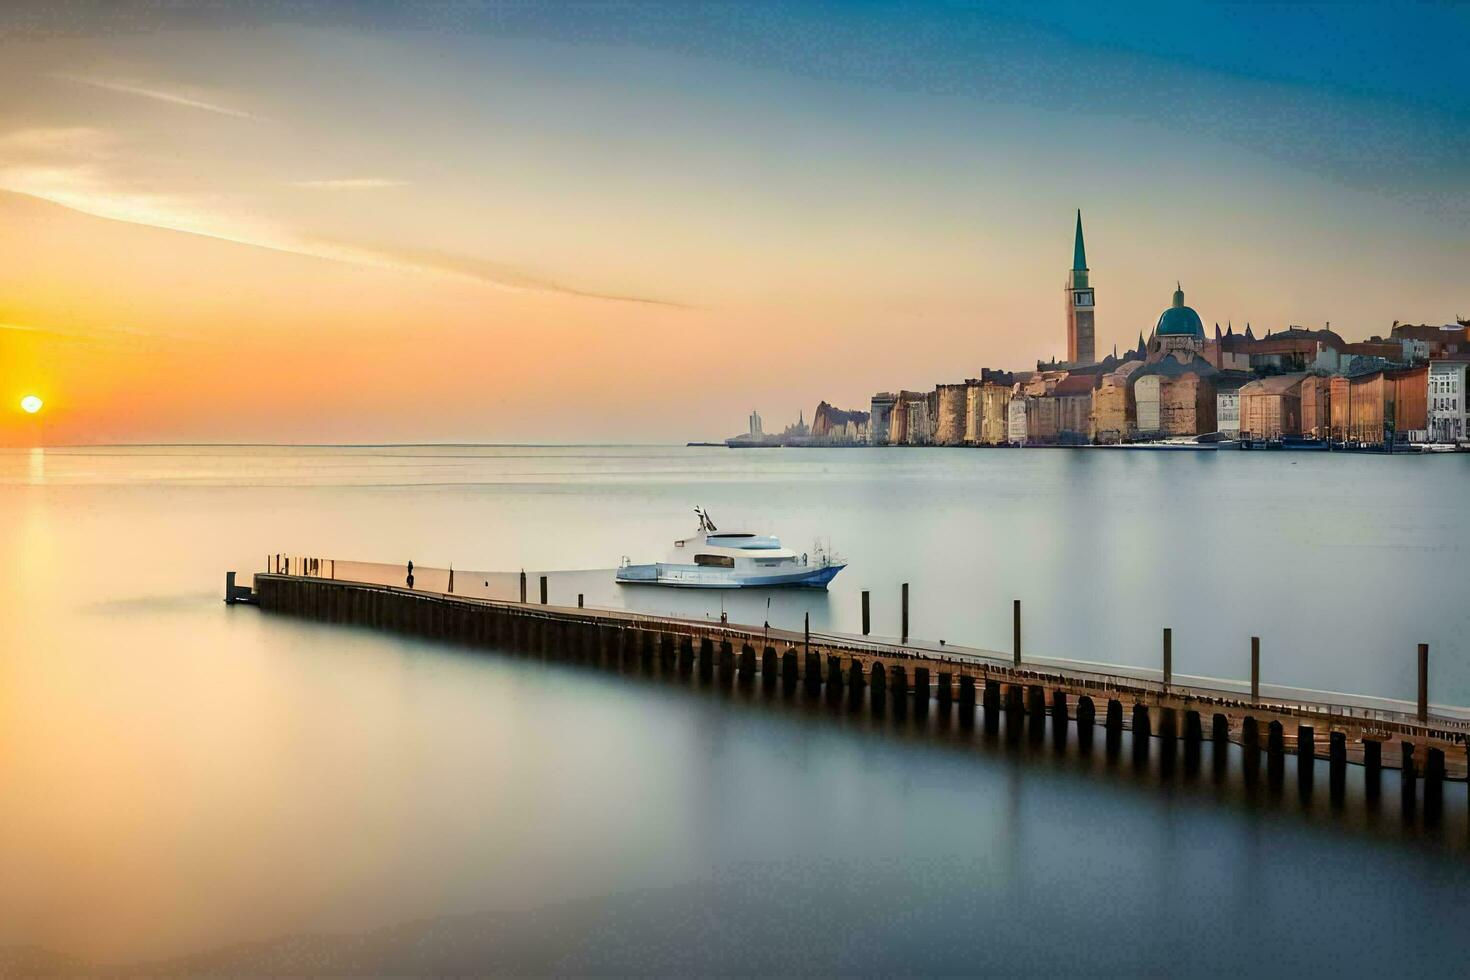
[892,390,932,445]
[1090,360,1144,443]
[933,384,968,446]
[1428,355,1470,442]
[868,392,896,445]
[1007,390,1029,445]
[1239,374,1305,440]
[1214,374,1252,440]
[979,383,1011,445]
[1051,373,1097,444]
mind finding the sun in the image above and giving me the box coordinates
[20,395,43,414]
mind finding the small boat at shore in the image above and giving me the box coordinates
[616,508,845,589]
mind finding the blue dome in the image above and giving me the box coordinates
[1155,284,1204,338]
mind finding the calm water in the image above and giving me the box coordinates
[2,445,1468,974]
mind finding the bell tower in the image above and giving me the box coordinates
[1066,210,1095,365]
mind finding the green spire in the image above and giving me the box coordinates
[1072,209,1087,271]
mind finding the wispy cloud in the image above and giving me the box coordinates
[306,238,694,309]
[291,178,408,190]
[50,73,255,119]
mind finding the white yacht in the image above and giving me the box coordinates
[616,508,845,589]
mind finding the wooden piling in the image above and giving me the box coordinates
[782,649,799,689]
[740,643,756,681]
[539,575,548,605]
[861,591,870,636]
[1418,643,1429,722]
[937,671,953,710]
[520,570,527,603]
[1027,685,1046,741]
[901,583,909,644]
[1132,704,1151,764]
[826,655,843,697]
[870,662,887,713]
[1329,731,1347,804]
[1050,689,1067,749]
[1159,708,1178,772]
[1250,636,1260,701]
[1105,699,1123,756]
[1267,721,1285,788]
[804,651,822,694]
[763,647,778,688]
[913,667,930,713]
[1298,725,1315,793]
[1013,599,1021,666]
[1425,747,1444,822]
[957,673,976,717]
[847,658,864,708]
[1076,696,1095,752]
[1401,741,1416,814]
[1364,738,1382,800]
[1163,628,1172,690]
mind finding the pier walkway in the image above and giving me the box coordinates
[238,557,1470,800]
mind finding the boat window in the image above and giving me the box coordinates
[694,554,735,568]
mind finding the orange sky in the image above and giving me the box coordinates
[0,8,1465,444]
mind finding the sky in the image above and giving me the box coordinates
[0,0,1466,444]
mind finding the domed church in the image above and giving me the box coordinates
[1149,282,1206,357]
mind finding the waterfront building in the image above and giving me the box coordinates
[933,383,968,446]
[1300,375,1332,439]
[1134,363,1218,438]
[1214,373,1252,439]
[868,392,896,445]
[1346,365,1428,445]
[1051,374,1098,444]
[891,390,932,445]
[1090,360,1144,443]
[1428,356,1470,442]
[748,410,763,438]
[1328,376,1351,441]
[1064,210,1096,366]
[1007,390,1029,445]
[1239,374,1305,440]
[980,382,1011,444]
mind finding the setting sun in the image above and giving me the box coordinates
[20,395,43,414]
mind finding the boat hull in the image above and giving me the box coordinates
[616,562,845,589]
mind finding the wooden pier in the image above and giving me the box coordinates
[241,568,1470,812]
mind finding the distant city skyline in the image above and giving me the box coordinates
[0,1,1466,445]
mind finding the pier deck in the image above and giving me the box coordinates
[242,567,1470,785]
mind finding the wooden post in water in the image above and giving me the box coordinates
[861,591,870,636]
[577,593,584,608]
[1363,738,1382,801]
[1329,731,1347,805]
[539,575,548,605]
[901,583,909,644]
[1418,643,1429,722]
[1297,725,1314,793]
[1013,600,1021,666]
[520,570,527,603]
[1250,637,1260,701]
[1162,628,1172,690]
